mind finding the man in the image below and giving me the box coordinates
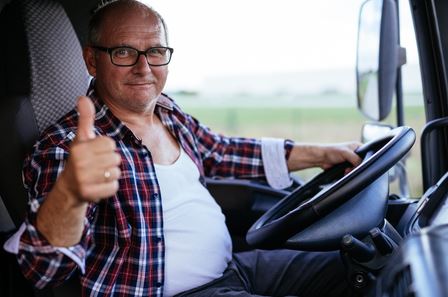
[5,0,361,296]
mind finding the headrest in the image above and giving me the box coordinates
[0,0,90,226]
[3,0,90,133]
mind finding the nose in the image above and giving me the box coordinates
[132,53,152,73]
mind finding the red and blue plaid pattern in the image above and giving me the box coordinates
[18,91,293,296]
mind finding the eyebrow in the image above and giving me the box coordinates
[113,43,166,49]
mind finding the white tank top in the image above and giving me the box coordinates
[154,148,232,297]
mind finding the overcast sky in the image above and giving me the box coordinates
[142,0,419,92]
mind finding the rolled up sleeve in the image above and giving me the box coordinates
[3,134,93,288]
[261,138,294,189]
[6,217,90,288]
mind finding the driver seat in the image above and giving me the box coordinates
[0,0,90,296]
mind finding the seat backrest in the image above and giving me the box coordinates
[0,0,90,229]
[1,1,89,296]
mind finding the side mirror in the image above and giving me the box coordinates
[356,0,406,121]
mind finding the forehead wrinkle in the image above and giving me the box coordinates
[101,16,165,47]
[101,9,165,43]
[112,24,162,34]
[108,29,165,48]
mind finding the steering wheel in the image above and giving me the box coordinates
[246,126,416,250]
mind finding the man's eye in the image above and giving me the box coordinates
[147,48,166,57]
[113,48,132,58]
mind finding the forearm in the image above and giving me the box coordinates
[7,196,90,288]
[287,144,324,171]
[36,175,88,247]
[287,142,362,171]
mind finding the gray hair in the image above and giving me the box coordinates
[88,0,169,46]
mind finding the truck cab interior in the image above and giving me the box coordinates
[1,0,448,296]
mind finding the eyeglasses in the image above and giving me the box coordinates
[92,45,174,67]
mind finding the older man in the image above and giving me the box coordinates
[7,0,360,296]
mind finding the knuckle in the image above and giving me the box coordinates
[114,153,122,165]
[78,186,92,200]
[102,136,116,150]
[72,159,88,173]
[115,168,122,179]
[112,180,120,192]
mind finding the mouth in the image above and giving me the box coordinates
[125,81,154,90]
[126,81,153,86]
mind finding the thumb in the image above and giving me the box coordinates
[76,96,96,141]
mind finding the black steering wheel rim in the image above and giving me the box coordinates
[246,126,416,249]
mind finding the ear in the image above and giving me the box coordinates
[83,47,97,77]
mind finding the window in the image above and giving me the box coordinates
[144,0,424,193]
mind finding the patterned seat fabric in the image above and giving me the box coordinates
[23,0,90,132]
[0,0,90,226]
[0,1,89,296]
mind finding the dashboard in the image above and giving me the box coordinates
[373,172,448,297]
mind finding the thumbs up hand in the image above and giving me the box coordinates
[59,96,121,203]
[76,96,96,141]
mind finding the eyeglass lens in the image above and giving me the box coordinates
[111,47,171,66]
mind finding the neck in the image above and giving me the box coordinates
[109,101,157,128]
[103,97,161,142]
[98,95,158,129]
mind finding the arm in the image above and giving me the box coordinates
[13,144,92,288]
[36,135,120,247]
[182,111,361,186]
[36,97,120,247]
[6,97,120,288]
[287,142,362,171]
[261,140,362,189]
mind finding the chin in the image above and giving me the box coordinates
[130,94,158,109]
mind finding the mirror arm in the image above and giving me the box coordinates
[395,66,405,126]
[394,0,405,127]
[395,46,407,127]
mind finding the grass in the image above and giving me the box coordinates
[181,104,426,197]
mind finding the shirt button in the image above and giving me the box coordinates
[153,193,159,198]
[155,282,162,287]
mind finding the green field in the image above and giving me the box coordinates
[182,105,426,197]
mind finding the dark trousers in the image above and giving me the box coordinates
[175,249,355,297]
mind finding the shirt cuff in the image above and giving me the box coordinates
[56,246,86,274]
[3,222,26,254]
[4,221,87,274]
[261,138,293,189]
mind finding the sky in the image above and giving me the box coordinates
[141,0,420,94]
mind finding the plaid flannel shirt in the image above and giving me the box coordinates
[12,90,293,296]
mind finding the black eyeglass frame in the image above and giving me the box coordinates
[92,45,174,67]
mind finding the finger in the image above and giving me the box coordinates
[80,180,120,202]
[93,152,122,169]
[92,136,117,153]
[344,167,355,175]
[74,136,117,154]
[93,166,121,184]
[70,142,120,169]
[344,150,363,167]
[76,96,96,141]
[74,161,121,184]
